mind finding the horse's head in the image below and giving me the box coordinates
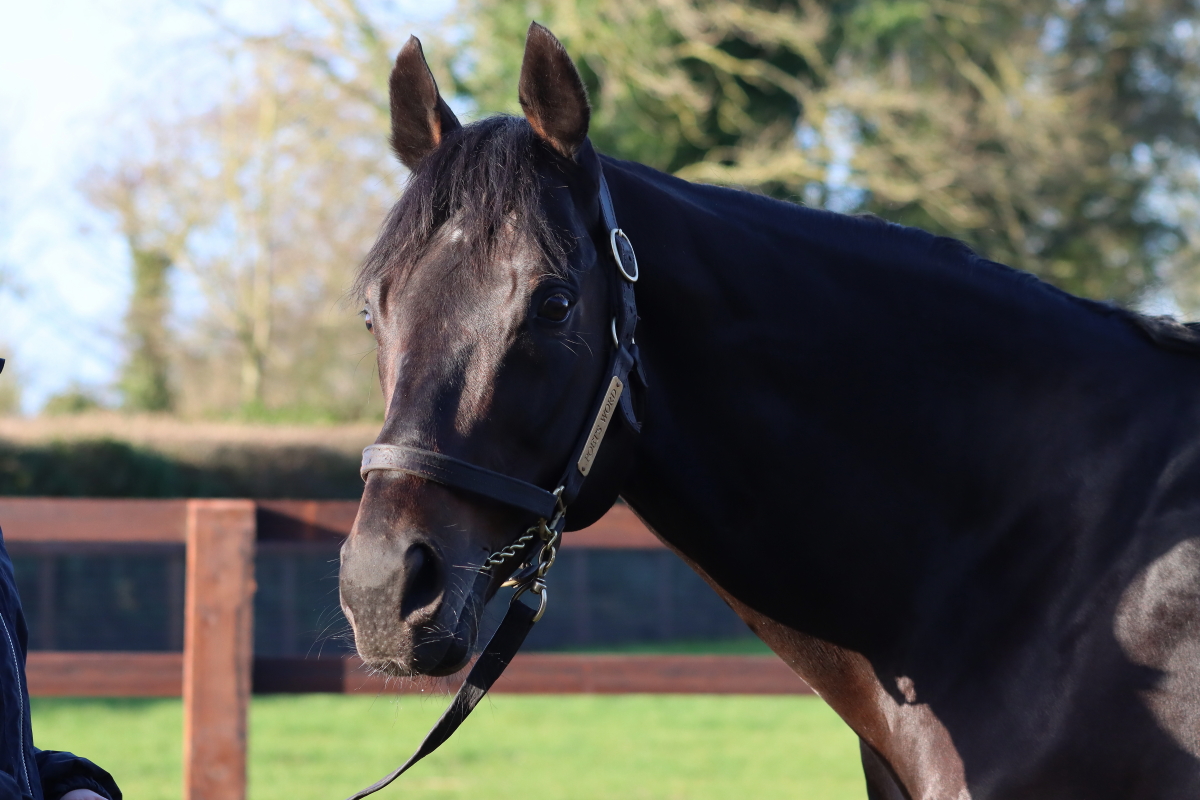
[340,24,638,676]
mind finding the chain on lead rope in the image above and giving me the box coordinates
[480,486,564,623]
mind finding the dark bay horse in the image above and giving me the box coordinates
[339,22,1200,799]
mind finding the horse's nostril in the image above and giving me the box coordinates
[400,543,443,620]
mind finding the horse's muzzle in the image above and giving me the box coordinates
[340,535,482,677]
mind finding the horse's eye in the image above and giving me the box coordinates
[363,310,373,332]
[538,294,572,322]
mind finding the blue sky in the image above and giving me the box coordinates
[0,0,195,411]
[0,0,353,413]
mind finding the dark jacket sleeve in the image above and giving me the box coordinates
[33,751,120,800]
[0,765,31,799]
[0,525,122,800]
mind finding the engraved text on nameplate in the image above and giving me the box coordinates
[577,376,624,476]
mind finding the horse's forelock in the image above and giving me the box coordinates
[355,115,569,303]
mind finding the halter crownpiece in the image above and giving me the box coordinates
[346,164,642,800]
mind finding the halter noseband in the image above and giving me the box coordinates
[360,445,561,519]
[347,163,642,800]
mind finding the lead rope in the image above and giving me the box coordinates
[343,509,563,800]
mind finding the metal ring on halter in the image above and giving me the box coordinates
[513,580,549,622]
[611,318,619,348]
[609,228,638,282]
[531,584,548,622]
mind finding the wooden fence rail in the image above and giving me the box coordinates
[25,651,810,697]
[0,498,808,800]
[0,498,663,548]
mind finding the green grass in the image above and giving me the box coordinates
[32,694,864,800]
[31,698,182,798]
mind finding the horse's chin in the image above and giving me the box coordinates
[414,624,474,677]
[376,606,476,678]
[363,630,474,679]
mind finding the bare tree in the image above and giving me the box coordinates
[84,0,1200,423]
[84,39,398,419]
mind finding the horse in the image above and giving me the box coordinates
[338,22,1200,799]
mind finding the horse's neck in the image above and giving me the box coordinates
[606,157,1200,655]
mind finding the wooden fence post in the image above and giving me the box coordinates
[183,500,256,800]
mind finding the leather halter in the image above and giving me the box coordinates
[358,162,642,526]
[360,446,560,519]
[347,164,642,800]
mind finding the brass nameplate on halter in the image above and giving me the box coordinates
[577,376,624,476]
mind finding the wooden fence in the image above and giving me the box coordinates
[0,498,811,800]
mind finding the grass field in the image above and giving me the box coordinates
[31,694,865,800]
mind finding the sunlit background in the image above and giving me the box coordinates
[0,0,444,415]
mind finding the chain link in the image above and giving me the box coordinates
[510,528,559,622]
[480,486,565,576]
[535,529,559,579]
[480,530,536,574]
[478,487,563,624]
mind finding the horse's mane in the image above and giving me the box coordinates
[358,115,1200,357]
[355,116,566,300]
[811,205,1200,357]
[1123,314,1200,353]
[917,230,1200,356]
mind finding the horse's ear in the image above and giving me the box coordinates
[519,22,590,159]
[388,36,461,170]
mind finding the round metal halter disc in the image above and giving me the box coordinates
[610,228,639,282]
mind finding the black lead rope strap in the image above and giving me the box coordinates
[348,166,638,800]
[342,569,541,800]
